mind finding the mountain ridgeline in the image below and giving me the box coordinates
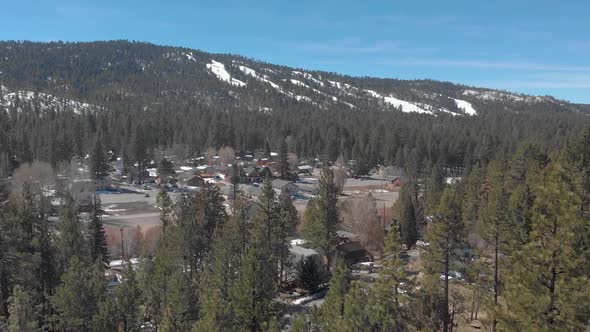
[0,40,588,175]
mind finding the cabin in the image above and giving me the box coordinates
[335,241,372,265]
[272,179,298,196]
[185,175,205,187]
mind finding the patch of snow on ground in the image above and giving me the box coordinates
[453,98,477,115]
[206,60,246,87]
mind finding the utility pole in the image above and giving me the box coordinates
[120,226,125,260]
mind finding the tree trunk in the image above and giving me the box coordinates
[492,229,499,332]
[443,247,450,332]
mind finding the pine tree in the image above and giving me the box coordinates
[158,157,175,180]
[156,190,174,235]
[56,192,85,272]
[478,160,509,331]
[51,257,105,331]
[334,282,370,332]
[93,265,142,332]
[296,256,325,294]
[277,189,298,284]
[424,163,445,215]
[368,223,409,331]
[89,138,108,179]
[161,271,198,331]
[278,138,290,180]
[462,162,485,230]
[317,261,350,327]
[498,162,590,331]
[506,143,547,246]
[256,177,278,270]
[195,215,245,331]
[423,185,465,332]
[87,193,108,265]
[7,286,38,332]
[302,167,339,272]
[231,210,278,331]
[399,183,418,249]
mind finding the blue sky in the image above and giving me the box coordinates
[1,0,589,103]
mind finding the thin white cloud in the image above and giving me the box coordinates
[387,58,590,72]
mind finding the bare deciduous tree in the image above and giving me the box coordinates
[11,160,55,196]
[206,147,217,164]
[340,193,385,256]
[287,153,299,170]
[333,155,347,194]
[218,146,235,165]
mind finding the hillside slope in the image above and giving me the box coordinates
[0,40,583,116]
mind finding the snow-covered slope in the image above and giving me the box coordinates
[453,98,477,115]
[206,60,246,87]
[365,89,432,114]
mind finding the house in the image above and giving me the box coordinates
[335,242,372,265]
[272,179,299,196]
[185,175,205,187]
[288,242,321,282]
[297,165,313,175]
[244,166,260,182]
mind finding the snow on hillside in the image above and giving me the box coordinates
[183,52,196,62]
[1,88,99,114]
[463,89,550,104]
[365,89,433,114]
[206,60,246,87]
[295,95,313,102]
[453,98,477,115]
[238,65,282,91]
[292,71,324,86]
[290,79,309,88]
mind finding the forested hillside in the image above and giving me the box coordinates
[0,40,589,177]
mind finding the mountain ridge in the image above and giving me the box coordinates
[0,40,585,117]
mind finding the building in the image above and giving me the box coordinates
[185,175,206,187]
[335,242,372,266]
[272,179,299,196]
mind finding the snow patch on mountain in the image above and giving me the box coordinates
[206,60,246,87]
[453,98,477,115]
[0,88,100,114]
[290,79,309,88]
[238,65,282,91]
[292,71,324,86]
[365,89,432,114]
[463,89,550,104]
[183,52,196,62]
[295,95,312,102]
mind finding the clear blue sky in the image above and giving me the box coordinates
[1,0,589,103]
